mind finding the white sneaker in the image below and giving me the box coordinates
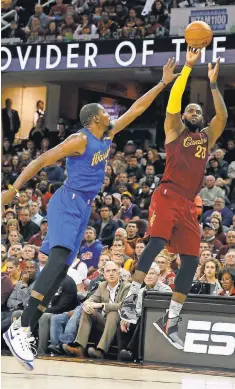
[3,318,35,370]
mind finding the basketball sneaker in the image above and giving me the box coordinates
[153,312,184,350]
[119,293,138,324]
[3,318,35,370]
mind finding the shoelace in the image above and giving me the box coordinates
[13,319,37,357]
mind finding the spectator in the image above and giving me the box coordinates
[139,164,159,187]
[103,0,116,18]
[191,259,221,295]
[37,251,48,275]
[29,201,43,227]
[115,192,140,222]
[80,227,103,274]
[155,251,176,290]
[218,268,235,296]
[210,216,226,245]
[206,158,230,182]
[37,274,77,355]
[224,139,235,165]
[125,222,139,250]
[17,191,29,209]
[29,117,50,150]
[25,188,34,204]
[103,194,119,216]
[44,164,65,184]
[6,257,22,286]
[73,14,97,38]
[100,176,114,195]
[18,208,40,242]
[201,223,222,256]
[60,14,78,41]
[22,245,36,261]
[217,230,235,262]
[6,20,26,41]
[200,241,210,254]
[215,177,230,198]
[136,182,153,215]
[62,261,130,359]
[28,218,48,249]
[2,99,20,143]
[94,205,118,247]
[214,149,228,171]
[199,176,225,210]
[45,21,59,41]
[49,0,67,22]
[87,252,110,289]
[2,219,22,245]
[33,100,44,127]
[92,4,103,23]
[1,244,8,273]
[201,197,233,227]
[126,156,143,181]
[26,17,46,42]
[98,11,117,39]
[8,243,23,261]
[199,249,213,265]
[114,229,134,258]
[115,3,128,28]
[5,230,21,248]
[27,4,50,30]
[224,250,235,268]
[146,148,165,175]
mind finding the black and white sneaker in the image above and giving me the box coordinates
[119,293,138,324]
[153,312,184,350]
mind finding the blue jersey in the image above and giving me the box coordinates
[64,128,111,198]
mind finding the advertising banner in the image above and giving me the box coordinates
[1,35,235,73]
[170,5,235,36]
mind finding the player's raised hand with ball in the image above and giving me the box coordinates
[186,46,201,68]
[162,58,180,85]
[208,57,220,83]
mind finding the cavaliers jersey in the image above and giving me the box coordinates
[64,128,111,198]
[161,128,208,201]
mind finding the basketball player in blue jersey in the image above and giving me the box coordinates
[1,58,179,370]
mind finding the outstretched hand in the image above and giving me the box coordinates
[208,57,220,83]
[1,189,16,206]
[186,46,201,68]
[162,58,180,85]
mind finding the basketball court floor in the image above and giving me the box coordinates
[2,356,235,389]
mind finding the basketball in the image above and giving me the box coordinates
[184,21,213,49]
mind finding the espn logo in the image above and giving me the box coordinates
[184,320,235,356]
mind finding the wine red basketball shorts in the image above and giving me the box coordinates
[148,184,200,257]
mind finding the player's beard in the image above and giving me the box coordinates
[184,118,203,133]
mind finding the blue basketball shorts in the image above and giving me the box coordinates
[40,185,92,265]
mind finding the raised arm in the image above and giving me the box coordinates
[109,58,180,138]
[205,58,228,149]
[165,47,201,144]
[1,133,87,205]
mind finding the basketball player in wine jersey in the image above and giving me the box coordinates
[120,47,228,350]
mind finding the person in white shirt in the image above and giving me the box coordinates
[34,100,44,126]
[29,202,43,227]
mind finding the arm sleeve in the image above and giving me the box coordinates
[167,65,192,114]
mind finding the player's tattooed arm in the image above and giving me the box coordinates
[109,58,179,138]
[204,58,228,149]
[1,133,87,205]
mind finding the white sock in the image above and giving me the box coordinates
[168,300,183,319]
[126,281,142,298]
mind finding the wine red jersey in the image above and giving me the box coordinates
[161,128,208,201]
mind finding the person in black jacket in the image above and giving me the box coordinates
[95,205,119,247]
[2,99,20,143]
[37,274,77,354]
[18,208,40,242]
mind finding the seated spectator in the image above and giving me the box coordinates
[125,222,139,250]
[139,164,160,187]
[114,229,134,257]
[199,176,225,211]
[28,218,48,249]
[114,3,128,28]
[136,182,152,215]
[126,156,143,181]
[92,4,103,23]
[218,267,235,296]
[8,243,23,261]
[224,250,235,268]
[210,210,229,232]
[114,192,140,223]
[25,187,34,204]
[59,14,78,41]
[36,180,53,211]
[206,158,229,182]
[214,149,228,171]
[100,176,114,195]
[45,21,59,41]
[49,0,67,22]
[44,163,65,184]
[1,244,8,273]
[29,201,43,227]
[37,251,48,275]
[201,197,233,228]
[37,275,77,355]
[191,259,221,295]
[94,205,118,247]
[6,257,22,286]
[73,14,97,38]
[5,20,26,41]
[98,11,117,39]
[103,0,116,18]
[72,0,89,15]
[22,245,36,261]
[80,227,103,275]
[155,251,176,290]
[27,4,50,30]
[5,230,21,248]
[215,178,230,199]
[18,191,29,209]
[217,230,235,262]
[103,194,119,216]
[210,216,226,245]
[146,148,165,175]
[18,207,40,242]
[2,260,37,333]
[200,241,210,255]
[201,223,222,256]
[62,261,130,359]
[224,139,235,165]
[2,219,22,245]
[199,249,213,265]
[119,263,171,361]
[29,117,50,150]
[26,17,45,43]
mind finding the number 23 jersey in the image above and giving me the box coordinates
[162,128,208,201]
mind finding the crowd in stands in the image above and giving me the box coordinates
[1,94,235,361]
[2,0,235,44]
